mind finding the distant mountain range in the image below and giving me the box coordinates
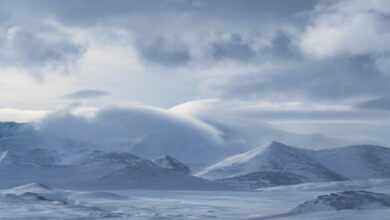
[0,122,227,190]
[1,122,390,190]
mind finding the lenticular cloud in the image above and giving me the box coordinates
[35,105,225,165]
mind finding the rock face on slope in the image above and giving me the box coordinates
[215,171,305,189]
[198,141,347,188]
[153,155,191,174]
[290,191,390,214]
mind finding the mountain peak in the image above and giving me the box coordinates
[266,141,290,150]
[245,141,296,158]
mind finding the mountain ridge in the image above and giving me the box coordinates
[199,141,390,188]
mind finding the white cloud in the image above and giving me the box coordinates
[0,0,390,146]
[0,108,47,122]
[299,0,390,68]
[35,105,226,164]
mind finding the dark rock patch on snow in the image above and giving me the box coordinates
[154,155,191,174]
[290,190,390,214]
[216,171,305,189]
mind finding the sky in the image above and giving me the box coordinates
[0,0,390,145]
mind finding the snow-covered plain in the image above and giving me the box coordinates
[1,180,390,220]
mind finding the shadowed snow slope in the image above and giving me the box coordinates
[199,141,390,188]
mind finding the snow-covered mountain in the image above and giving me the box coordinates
[198,142,346,184]
[310,145,390,180]
[0,136,228,190]
[198,141,390,189]
[36,107,229,168]
[3,112,390,192]
[1,104,357,172]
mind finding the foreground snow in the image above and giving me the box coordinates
[1,180,390,220]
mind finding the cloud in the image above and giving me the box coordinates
[0,0,314,68]
[195,0,390,102]
[0,22,85,77]
[355,96,390,111]
[0,108,48,122]
[170,99,358,148]
[171,99,390,146]
[62,89,111,99]
[203,56,389,101]
[36,105,226,164]
[211,34,256,61]
[138,38,191,67]
[1,0,390,133]
[299,0,390,75]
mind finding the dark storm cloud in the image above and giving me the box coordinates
[63,90,111,99]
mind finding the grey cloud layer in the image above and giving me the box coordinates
[0,0,389,106]
[206,56,389,101]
